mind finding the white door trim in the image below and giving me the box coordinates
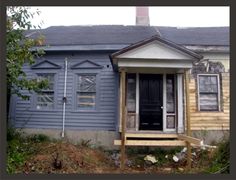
[163,74,167,132]
[177,74,184,133]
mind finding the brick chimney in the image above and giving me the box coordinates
[136,6,150,26]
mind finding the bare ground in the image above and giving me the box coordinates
[17,141,214,174]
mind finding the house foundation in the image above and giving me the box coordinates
[16,128,119,149]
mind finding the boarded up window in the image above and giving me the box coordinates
[167,115,175,129]
[126,74,136,112]
[36,74,54,110]
[126,74,136,130]
[77,75,96,110]
[166,74,175,113]
[198,75,219,111]
[166,74,176,129]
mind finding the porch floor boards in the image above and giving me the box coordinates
[125,132,178,139]
[114,140,186,146]
[114,132,187,146]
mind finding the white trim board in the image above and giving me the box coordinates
[177,74,184,133]
[118,59,193,69]
[117,41,197,60]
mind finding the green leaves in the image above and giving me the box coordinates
[7,7,46,100]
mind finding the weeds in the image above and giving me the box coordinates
[205,139,230,174]
[77,139,92,148]
[27,134,50,143]
[7,128,51,173]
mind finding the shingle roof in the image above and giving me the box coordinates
[26,25,159,46]
[25,25,229,46]
[156,26,229,46]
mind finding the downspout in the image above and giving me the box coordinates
[62,58,68,137]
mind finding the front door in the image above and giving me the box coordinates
[139,74,163,130]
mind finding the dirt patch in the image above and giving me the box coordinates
[22,142,117,174]
[17,141,216,174]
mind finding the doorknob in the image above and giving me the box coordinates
[160,106,163,109]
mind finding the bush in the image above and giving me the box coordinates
[7,129,51,173]
[206,139,230,173]
[28,134,50,143]
[7,133,27,173]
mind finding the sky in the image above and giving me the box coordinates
[30,6,229,28]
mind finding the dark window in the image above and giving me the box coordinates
[198,75,220,111]
[77,75,96,110]
[36,74,55,110]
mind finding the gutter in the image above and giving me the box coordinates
[62,58,68,138]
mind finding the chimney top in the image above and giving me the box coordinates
[136,7,150,26]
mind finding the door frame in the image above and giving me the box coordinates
[134,73,178,133]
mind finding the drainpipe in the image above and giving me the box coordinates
[62,58,68,137]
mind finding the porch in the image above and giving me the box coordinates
[115,69,202,147]
[110,35,203,169]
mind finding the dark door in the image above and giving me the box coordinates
[139,74,163,130]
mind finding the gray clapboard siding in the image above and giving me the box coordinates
[11,52,118,131]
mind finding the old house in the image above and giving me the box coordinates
[8,7,229,150]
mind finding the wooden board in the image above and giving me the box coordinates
[114,140,186,146]
[191,127,230,130]
[187,73,230,131]
[178,134,203,146]
[125,133,178,138]
[120,70,126,170]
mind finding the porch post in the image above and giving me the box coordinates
[184,70,192,169]
[120,69,126,170]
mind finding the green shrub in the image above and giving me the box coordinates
[206,139,230,174]
[7,137,27,173]
[7,128,23,141]
[77,139,92,147]
[7,129,51,173]
[28,134,50,143]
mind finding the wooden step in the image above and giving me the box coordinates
[114,140,186,146]
[125,133,178,139]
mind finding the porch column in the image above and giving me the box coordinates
[120,69,126,170]
[184,70,192,169]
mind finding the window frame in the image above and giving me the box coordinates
[75,73,99,112]
[197,74,221,112]
[34,73,57,111]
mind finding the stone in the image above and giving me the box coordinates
[163,168,172,171]
[173,155,179,162]
[178,167,184,172]
[181,147,187,153]
[144,155,158,164]
[177,152,185,160]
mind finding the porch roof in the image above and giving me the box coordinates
[110,35,203,71]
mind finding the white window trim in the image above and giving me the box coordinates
[197,74,221,112]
